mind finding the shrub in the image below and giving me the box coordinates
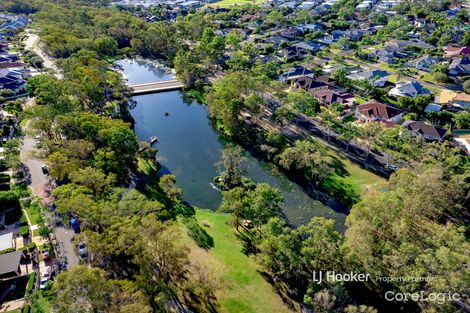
[25,242,36,253]
[0,190,20,210]
[0,247,16,254]
[22,303,31,313]
[26,272,36,294]
[20,225,29,237]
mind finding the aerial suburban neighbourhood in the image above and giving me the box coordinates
[0,0,469,313]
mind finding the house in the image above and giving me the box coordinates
[402,120,447,141]
[297,23,324,33]
[279,28,301,40]
[454,133,470,155]
[0,231,14,252]
[435,90,470,110]
[281,45,309,59]
[311,89,355,108]
[443,46,470,57]
[347,69,390,87]
[388,81,430,98]
[424,103,442,113]
[0,250,27,280]
[279,66,315,83]
[355,100,405,124]
[448,57,470,76]
[405,55,440,72]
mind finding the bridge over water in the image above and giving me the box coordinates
[128,79,184,95]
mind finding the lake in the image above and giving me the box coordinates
[117,58,346,227]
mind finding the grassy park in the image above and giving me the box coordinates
[185,209,295,313]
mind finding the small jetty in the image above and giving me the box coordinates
[149,136,158,144]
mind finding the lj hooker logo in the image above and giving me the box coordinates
[312,271,370,285]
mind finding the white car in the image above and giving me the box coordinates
[39,277,49,290]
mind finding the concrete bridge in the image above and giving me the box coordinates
[128,80,184,95]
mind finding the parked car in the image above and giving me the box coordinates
[78,242,88,259]
[70,217,80,233]
[41,249,50,261]
[41,164,49,175]
[39,277,49,290]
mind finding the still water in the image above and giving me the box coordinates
[117,59,346,227]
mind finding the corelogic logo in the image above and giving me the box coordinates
[385,291,461,305]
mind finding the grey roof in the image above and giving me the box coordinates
[0,250,24,275]
[0,231,13,251]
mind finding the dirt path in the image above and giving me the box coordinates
[24,30,62,79]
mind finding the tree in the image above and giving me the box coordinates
[159,174,183,203]
[52,266,151,313]
[452,110,470,129]
[94,36,118,56]
[70,167,116,196]
[464,79,470,94]
[219,187,247,230]
[432,72,448,84]
[246,183,283,228]
[3,139,21,171]
[174,49,201,87]
[287,89,319,116]
[217,145,245,189]
[344,167,469,313]
[278,140,334,185]
[225,29,242,50]
[207,72,249,133]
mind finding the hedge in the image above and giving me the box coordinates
[0,247,16,255]
[20,225,29,237]
[26,272,35,294]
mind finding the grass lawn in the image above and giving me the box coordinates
[330,153,386,196]
[23,204,42,225]
[185,210,295,313]
[209,0,265,7]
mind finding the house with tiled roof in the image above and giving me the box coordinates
[443,46,470,57]
[355,100,405,124]
[311,89,355,108]
[402,120,447,141]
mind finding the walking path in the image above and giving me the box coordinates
[24,30,62,79]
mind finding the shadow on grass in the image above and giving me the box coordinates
[183,216,214,250]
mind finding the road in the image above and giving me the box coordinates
[24,30,62,79]
[20,117,78,270]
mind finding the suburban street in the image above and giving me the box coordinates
[21,31,79,270]
[20,121,79,270]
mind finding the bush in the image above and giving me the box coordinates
[22,303,31,313]
[25,242,36,253]
[26,272,36,294]
[0,247,16,254]
[20,225,29,237]
[0,190,20,210]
